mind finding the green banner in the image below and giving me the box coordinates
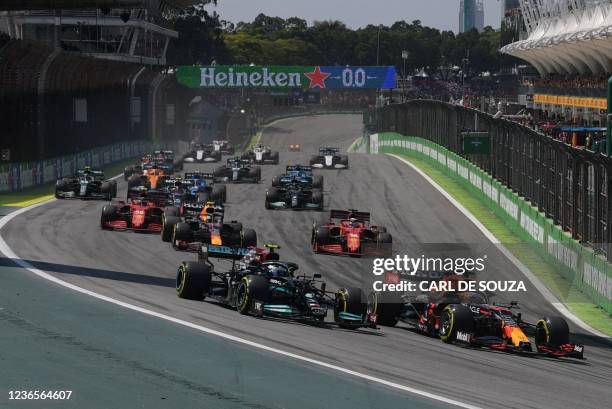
[462,132,491,154]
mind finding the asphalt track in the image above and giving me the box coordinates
[2,115,611,409]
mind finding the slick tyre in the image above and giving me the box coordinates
[270,151,279,164]
[249,166,261,182]
[100,205,116,228]
[172,222,193,245]
[265,187,279,209]
[368,291,403,327]
[128,174,141,189]
[236,275,270,315]
[176,262,211,300]
[241,228,257,248]
[335,287,366,328]
[439,305,474,343]
[314,226,330,245]
[162,215,180,242]
[535,316,570,347]
[55,179,68,199]
[100,182,113,200]
[312,190,323,210]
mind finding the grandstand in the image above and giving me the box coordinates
[501,0,612,124]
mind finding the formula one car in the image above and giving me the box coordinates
[183,144,222,163]
[127,167,170,191]
[212,140,234,155]
[369,277,584,359]
[153,149,181,172]
[55,167,117,200]
[311,209,392,257]
[265,183,323,211]
[271,165,323,189]
[176,244,377,329]
[213,158,261,183]
[242,144,279,164]
[289,143,301,152]
[162,201,257,251]
[100,191,170,232]
[310,147,348,169]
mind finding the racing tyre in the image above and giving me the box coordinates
[312,175,323,189]
[55,179,68,199]
[535,316,570,347]
[212,184,226,204]
[339,156,349,168]
[265,187,279,209]
[334,287,366,328]
[249,166,261,182]
[377,232,393,244]
[242,228,257,248]
[127,174,141,189]
[100,205,116,228]
[162,215,180,242]
[439,304,474,343]
[312,190,323,210]
[270,151,279,164]
[368,291,403,327]
[271,176,281,187]
[212,151,222,162]
[172,222,193,245]
[176,262,211,300]
[236,275,270,315]
[314,226,331,245]
[213,166,226,178]
[100,182,113,200]
[309,155,319,166]
[164,206,179,218]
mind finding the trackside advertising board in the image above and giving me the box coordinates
[176,66,397,89]
[376,133,612,315]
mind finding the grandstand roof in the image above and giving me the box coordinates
[501,0,612,76]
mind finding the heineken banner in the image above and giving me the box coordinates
[176,65,396,89]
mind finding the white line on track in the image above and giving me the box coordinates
[0,172,482,409]
[387,153,611,340]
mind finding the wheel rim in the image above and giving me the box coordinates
[176,267,185,291]
[440,311,452,336]
[237,282,248,309]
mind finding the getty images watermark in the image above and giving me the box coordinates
[371,254,527,293]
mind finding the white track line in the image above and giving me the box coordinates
[387,153,611,340]
[0,174,482,409]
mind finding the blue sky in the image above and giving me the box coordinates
[211,0,503,32]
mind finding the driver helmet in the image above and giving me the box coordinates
[349,217,361,227]
[264,264,289,278]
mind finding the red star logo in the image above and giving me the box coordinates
[305,66,330,89]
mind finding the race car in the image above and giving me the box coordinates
[310,147,348,169]
[369,275,585,359]
[271,165,323,189]
[183,144,222,163]
[311,209,392,257]
[153,149,181,172]
[100,192,168,232]
[55,167,117,200]
[265,182,323,211]
[162,201,257,251]
[212,158,261,183]
[127,167,169,190]
[242,144,279,164]
[181,172,227,204]
[212,140,235,155]
[289,143,301,152]
[175,244,377,329]
[123,154,150,180]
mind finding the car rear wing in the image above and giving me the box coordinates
[329,209,370,222]
[184,172,215,180]
[319,147,339,154]
[286,165,312,172]
[198,244,254,260]
[127,188,172,206]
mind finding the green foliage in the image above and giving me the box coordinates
[223,14,518,74]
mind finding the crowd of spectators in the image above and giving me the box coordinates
[528,74,608,90]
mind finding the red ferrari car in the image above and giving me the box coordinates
[100,196,166,232]
[311,209,392,256]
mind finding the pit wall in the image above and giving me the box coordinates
[373,132,612,314]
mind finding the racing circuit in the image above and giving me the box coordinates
[1,115,611,409]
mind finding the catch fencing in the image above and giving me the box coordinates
[375,133,612,315]
[377,101,612,264]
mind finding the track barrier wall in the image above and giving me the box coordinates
[374,133,612,315]
[0,140,151,192]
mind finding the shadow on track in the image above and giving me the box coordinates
[0,257,175,288]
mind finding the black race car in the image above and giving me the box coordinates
[242,144,279,164]
[265,182,323,211]
[271,165,323,189]
[310,147,348,169]
[369,274,584,359]
[176,244,377,329]
[55,167,117,200]
[184,144,222,163]
[212,140,235,155]
[213,158,261,183]
[162,201,257,251]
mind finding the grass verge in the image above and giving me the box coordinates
[0,158,136,207]
[397,153,612,336]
